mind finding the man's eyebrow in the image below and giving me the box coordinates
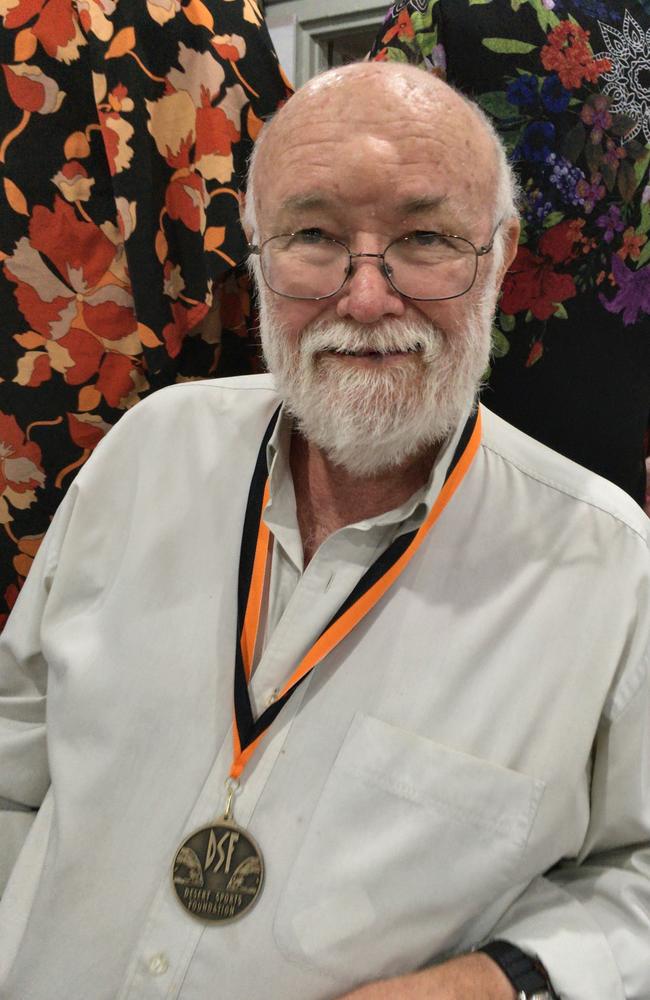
[397,195,449,216]
[279,194,338,215]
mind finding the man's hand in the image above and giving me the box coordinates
[335,952,517,1000]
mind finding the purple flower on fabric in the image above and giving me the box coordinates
[575,174,606,213]
[525,189,554,223]
[507,74,539,108]
[600,256,650,325]
[517,121,556,162]
[541,73,570,113]
[546,153,584,206]
[596,204,625,243]
[581,95,612,144]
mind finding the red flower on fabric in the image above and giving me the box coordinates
[2,62,64,113]
[2,0,84,63]
[382,10,414,43]
[211,33,246,61]
[195,104,240,162]
[500,221,582,320]
[4,197,141,406]
[97,84,135,175]
[541,21,611,90]
[67,412,111,450]
[0,412,45,525]
[162,300,207,358]
[165,169,209,232]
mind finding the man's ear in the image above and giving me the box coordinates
[239,191,255,245]
[496,217,521,288]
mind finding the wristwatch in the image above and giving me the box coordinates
[477,939,559,999]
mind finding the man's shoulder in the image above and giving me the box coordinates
[480,405,648,543]
[137,373,280,414]
[107,373,280,438]
[75,374,281,491]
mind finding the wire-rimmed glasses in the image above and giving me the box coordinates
[248,223,502,302]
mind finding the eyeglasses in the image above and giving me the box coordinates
[248,223,501,302]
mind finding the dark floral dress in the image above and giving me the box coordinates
[0,0,292,627]
[371,0,650,506]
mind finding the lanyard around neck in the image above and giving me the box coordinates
[230,404,482,780]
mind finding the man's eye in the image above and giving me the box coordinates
[411,231,445,247]
[292,229,326,244]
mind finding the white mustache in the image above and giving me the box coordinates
[297,318,441,362]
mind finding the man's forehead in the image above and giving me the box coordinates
[256,125,490,228]
[249,64,499,234]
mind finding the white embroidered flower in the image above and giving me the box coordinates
[596,11,650,144]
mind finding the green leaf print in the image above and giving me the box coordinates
[479,91,520,120]
[410,2,438,34]
[499,311,516,332]
[528,0,560,32]
[618,161,639,203]
[491,326,511,357]
[482,37,537,53]
[543,211,564,228]
[637,240,650,268]
[639,200,650,236]
[415,31,439,57]
[561,123,586,165]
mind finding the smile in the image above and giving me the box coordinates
[331,346,421,357]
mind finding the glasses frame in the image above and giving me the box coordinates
[248,221,503,302]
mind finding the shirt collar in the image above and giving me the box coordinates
[265,399,478,537]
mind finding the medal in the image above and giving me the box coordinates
[172,404,482,924]
[173,780,264,923]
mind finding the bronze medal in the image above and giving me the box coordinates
[172,818,264,923]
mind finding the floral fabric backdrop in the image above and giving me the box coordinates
[371,0,650,506]
[0,0,292,628]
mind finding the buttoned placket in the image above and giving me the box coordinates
[116,523,405,1000]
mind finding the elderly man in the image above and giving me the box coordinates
[0,63,648,1000]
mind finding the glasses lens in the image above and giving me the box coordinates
[260,234,349,299]
[385,234,478,299]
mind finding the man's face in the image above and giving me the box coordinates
[247,68,517,474]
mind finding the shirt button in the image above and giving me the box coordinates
[267,688,279,706]
[148,953,169,976]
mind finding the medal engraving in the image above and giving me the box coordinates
[173,820,264,923]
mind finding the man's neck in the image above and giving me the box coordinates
[290,431,440,565]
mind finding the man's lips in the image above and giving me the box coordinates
[325,345,422,357]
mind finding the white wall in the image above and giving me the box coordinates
[266,0,388,86]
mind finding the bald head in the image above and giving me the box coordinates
[243,62,518,245]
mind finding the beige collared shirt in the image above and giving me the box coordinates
[0,375,648,1000]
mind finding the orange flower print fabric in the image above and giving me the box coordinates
[0,0,292,628]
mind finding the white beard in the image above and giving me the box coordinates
[258,292,494,477]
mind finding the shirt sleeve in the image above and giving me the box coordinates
[489,640,650,1000]
[0,485,79,895]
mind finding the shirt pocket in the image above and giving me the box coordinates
[273,711,545,983]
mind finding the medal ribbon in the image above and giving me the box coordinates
[230,404,482,780]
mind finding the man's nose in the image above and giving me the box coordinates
[336,257,406,324]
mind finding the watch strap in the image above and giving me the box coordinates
[477,939,556,998]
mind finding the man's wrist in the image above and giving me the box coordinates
[476,940,558,999]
